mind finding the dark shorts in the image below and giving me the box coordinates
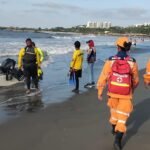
[75,69,82,78]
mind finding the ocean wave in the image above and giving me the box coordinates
[0,53,18,57]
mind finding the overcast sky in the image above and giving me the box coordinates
[0,0,150,28]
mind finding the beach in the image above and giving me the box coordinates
[0,31,150,150]
[0,69,149,150]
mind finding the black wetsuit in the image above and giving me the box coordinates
[23,46,38,90]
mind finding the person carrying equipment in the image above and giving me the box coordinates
[84,40,96,88]
[97,37,139,150]
[18,38,40,94]
[32,42,44,80]
[70,41,83,93]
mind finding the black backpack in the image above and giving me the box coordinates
[12,68,24,81]
[1,58,16,73]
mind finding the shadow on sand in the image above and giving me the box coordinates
[123,98,150,147]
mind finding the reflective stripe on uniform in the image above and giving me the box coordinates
[116,110,130,116]
[111,117,118,121]
[111,82,130,87]
[118,120,126,124]
[111,109,116,112]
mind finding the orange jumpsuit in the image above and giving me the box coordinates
[143,60,150,84]
[97,58,139,133]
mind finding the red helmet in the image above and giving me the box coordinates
[86,40,94,48]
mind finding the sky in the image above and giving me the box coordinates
[0,0,150,28]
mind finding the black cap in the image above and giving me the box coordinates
[74,41,81,48]
[26,38,32,42]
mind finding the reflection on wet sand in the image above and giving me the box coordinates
[0,83,44,117]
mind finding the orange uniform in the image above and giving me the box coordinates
[97,55,139,133]
[143,60,150,84]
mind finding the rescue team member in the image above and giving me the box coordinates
[18,38,40,94]
[97,37,139,150]
[84,40,96,88]
[32,42,44,80]
[143,59,150,88]
[70,41,83,93]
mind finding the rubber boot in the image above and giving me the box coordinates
[113,132,124,150]
[111,125,116,135]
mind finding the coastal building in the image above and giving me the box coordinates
[86,21,112,29]
[135,22,150,27]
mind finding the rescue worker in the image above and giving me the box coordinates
[84,40,96,88]
[32,42,44,80]
[97,37,139,150]
[32,42,44,63]
[70,41,83,93]
[143,59,150,88]
[18,38,40,94]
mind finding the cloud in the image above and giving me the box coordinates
[32,2,150,21]
[33,2,82,13]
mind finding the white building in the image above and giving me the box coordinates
[135,22,150,27]
[86,21,112,29]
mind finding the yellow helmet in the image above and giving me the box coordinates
[115,37,129,48]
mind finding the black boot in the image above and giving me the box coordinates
[112,125,116,135]
[113,132,124,150]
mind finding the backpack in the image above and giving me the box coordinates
[1,58,16,73]
[108,56,132,95]
[87,48,96,63]
[12,68,24,81]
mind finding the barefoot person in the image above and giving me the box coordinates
[97,37,139,150]
[70,41,83,93]
[18,38,40,94]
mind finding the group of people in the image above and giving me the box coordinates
[17,37,150,150]
[69,40,96,93]
[18,38,44,94]
[70,36,150,150]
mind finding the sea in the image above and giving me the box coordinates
[0,30,150,122]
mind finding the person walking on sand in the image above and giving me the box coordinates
[97,37,139,150]
[84,40,96,88]
[143,59,150,88]
[18,38,41,94]
[70,41,83,93]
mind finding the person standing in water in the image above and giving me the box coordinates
[70,41,83,93]
[18,38,40,94]
[97,37,139,150]
[84,40,96,88]
[32,42,44,80]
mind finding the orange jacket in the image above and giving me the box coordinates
[97,58,139,99]
[145,60,150,74]
[143,60,150,84]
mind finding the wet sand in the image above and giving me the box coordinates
[0,70,150,150]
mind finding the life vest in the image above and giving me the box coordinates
[23,47,36,64]
[87,48,96,63]
[108,56,133,95]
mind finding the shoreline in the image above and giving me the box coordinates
[0,69,150,150]
[0,28,150,38]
